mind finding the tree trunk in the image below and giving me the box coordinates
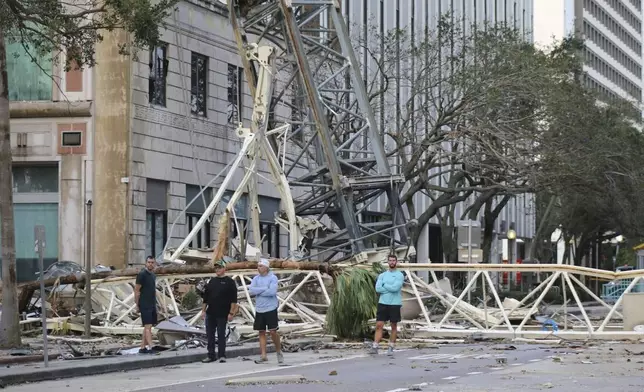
[0,31,21,348]
[480,195,511,263]
[525,195,556,262]
[17,259,338,312]
[481,199,495,263]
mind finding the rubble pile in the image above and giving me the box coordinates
[13,260,562,354]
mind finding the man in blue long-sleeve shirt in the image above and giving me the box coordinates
[248,259,284,364]
[370,254,404,356]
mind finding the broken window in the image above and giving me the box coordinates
[191,52,208,117]
[227,64,243,125]
[149,44,168,106]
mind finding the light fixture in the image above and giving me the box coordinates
[507,229,517,240]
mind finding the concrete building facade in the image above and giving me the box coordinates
[5,36,94,282]
[7,0,538,276]
[534,0,643,106]
[7,0,287,275]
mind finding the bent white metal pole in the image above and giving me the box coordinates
[168,133,256,262]
[568,273,623,318]
[278,272,314,312]
[562,272,593,333]
[438,271,482,328]
[489,272,557,328]
[483,271,513,331]
[405,269,432,327]
[597,276,641,332]
[410,273,485,330]
[517,271,561,331]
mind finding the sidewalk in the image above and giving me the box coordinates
[0,344,273,387]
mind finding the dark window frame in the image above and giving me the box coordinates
[227,64,244,125]
[187,212,211,249]
[61,131,82,147]
[149,44,169,107]
[191,52,208,117]
[230,218,281,258]
[146,209,168,259]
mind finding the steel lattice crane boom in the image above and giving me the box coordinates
[227,0,413,262]
[168,0,414,264]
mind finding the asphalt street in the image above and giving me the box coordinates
[6,344,557,392]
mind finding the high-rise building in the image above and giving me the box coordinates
[341,1,536,265]
[535,0,643,106]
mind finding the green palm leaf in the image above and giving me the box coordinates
[327,263,385,339]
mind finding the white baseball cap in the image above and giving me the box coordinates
[259,258,270,268]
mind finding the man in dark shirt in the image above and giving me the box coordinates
[201,261,238,363]
[135,256,157,354]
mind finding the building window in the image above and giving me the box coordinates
[187,214,210,249]
[5,39,53,101]
[191,52,208,117]
[12,165,59,193]
[230,219,281,258]
[146,210,167,259]
[227,64,243,125]
[149,44,168,106]
[61,132,82,147]
[4,165,59,282]
[220,191,282,258]
[146,179,168,259]
[186,185,212,249]
[259,222,280,258]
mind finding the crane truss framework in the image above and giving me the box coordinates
[227,0,410,261]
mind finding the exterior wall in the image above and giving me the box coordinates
[6,39,94,281]
[535,0,644,105]
[343,0,537,265]
[92,28,131,269]
[127,0,286,266]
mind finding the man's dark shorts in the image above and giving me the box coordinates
[140,307,158,326]
[376,303,402,323]
[253,309,279,331]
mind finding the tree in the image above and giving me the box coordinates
[535,95,644,266]
[0,0,177,348]
[354,17,585,260]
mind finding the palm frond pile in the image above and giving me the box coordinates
[327,263,384,339]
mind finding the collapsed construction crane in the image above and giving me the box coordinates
[167,0,415,264]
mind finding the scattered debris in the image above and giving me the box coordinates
[225,374,307,385]
[493,345,517,351]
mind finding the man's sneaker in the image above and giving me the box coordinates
[277,352,284,364]
[202,357,215,363]
[368,346,378,355]
[139,348,151,354]
[254,356,268,364]
[387,346,394,356]
[219,357,227,363]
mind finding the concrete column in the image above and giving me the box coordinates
[59,155,84,262]
[416,223,429,282]
[92,29,131,268]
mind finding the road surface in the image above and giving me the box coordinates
[7,343,644,392]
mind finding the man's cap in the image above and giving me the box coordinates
[214,260,226,269]
[258,258,270,268]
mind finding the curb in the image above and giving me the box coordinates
[0,345,275,387]
[0,353,58,366]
